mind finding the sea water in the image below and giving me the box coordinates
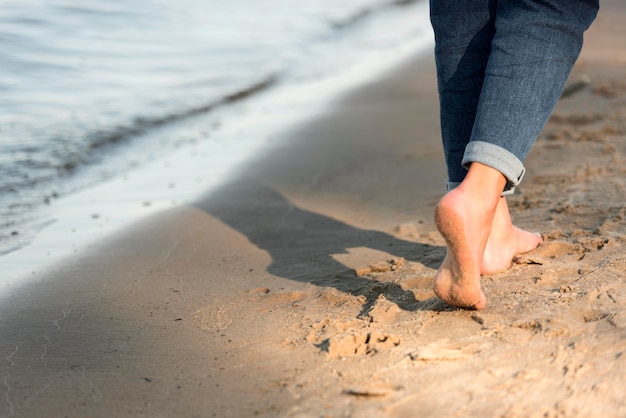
[0,0,432,259]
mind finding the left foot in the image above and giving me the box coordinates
[433,188,490,309]
[432,163,507,310]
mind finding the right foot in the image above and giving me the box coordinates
[481,197,543,274]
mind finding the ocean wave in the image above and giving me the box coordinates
[329,0,420,29]
[0,0,430,257]
[0,74,278,255]
[82,75,277,165]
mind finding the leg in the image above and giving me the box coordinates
[429,0,496,187]
[465,0,600,178]
[433,0,599,309]
[430,0,542,274]
[462,0,599,273]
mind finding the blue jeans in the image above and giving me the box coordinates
[430,0,599,193]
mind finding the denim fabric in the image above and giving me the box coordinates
[431,0,599,192]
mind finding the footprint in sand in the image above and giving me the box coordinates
[608,312,626,329]
[192,303,234,331]
[325,331,400,359]
[408,345,470,362]
[514,240,579,266]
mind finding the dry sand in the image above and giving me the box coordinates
[1,1,626,417]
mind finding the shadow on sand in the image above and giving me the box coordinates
[194,179,449,315]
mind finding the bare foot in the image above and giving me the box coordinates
[481,197,543,274]
[433,163,507,309]
[434,190,494,310]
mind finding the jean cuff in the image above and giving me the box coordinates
[461,141,526,195]
[445,180,461,192]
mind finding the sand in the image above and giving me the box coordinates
[1,1,625,417]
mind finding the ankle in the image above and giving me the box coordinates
[458,162,507,208]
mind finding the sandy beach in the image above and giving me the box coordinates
[1,1,626,417]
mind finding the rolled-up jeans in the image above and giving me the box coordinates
[430,0,599,193]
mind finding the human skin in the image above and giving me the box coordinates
[433,162,542,309]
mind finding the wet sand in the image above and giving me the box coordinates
[1,1,625,416]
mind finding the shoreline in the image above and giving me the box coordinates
[2,1,626,416]
[0,0,432,259]
[1,30,434,289]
